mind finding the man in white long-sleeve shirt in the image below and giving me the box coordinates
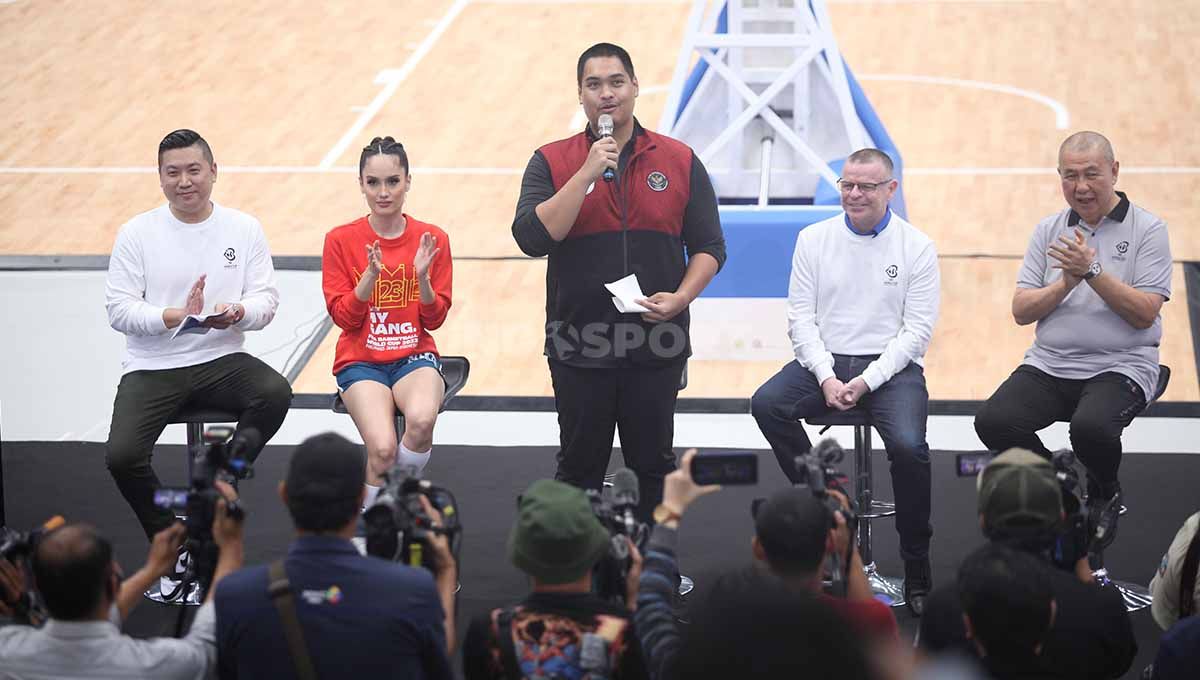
[751,148,941,616]
[105,129,291,546]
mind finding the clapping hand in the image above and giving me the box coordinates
[414,232,439,279]
[364,240,384,278]
[1048,229,1095,279]
[184,275,206,314]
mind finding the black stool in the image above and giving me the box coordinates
[807,409,906,608]
[1086,364,1170,612]
[145,406,241,606]
[332,356,471,444]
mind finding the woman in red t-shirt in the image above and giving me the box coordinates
[321,137,453,506]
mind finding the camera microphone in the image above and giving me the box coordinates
[612,468,640,535]
[597,113,615,183]
[810,437,844,463]
[0,515,65,560]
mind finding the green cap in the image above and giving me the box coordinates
[977,448,1063,532]
[508,479,611,585]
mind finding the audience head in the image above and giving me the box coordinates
[671,568,875,680]
[958,543,1055,659]
[508,479,609,586]
[752,487,832,582]
[31,524,115,621]
[282,432,366,534]
[977,447,1063,550]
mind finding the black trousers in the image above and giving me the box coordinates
[974,365,1146,499]
[549,359,685,521]
[751,357,933,562]
[106,352,292,539]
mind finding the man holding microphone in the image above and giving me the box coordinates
[511,43,726,520]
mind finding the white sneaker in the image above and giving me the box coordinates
[159,548,191,599]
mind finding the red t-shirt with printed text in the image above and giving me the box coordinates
[322,215,452,375]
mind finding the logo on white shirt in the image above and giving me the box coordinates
[223,247,239,269]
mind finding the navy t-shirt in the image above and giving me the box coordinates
[215,535,452,680]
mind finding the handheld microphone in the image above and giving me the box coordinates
[597,113,615,183]
[612,468,639,535]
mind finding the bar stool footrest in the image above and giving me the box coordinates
[862,561,906,608]
[861,500,896,519]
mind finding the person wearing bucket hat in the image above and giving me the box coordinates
[918,448,1136,680]
[462,479,649,680]
[213,432,456,680]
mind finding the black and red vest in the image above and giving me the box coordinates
[538,126,695,366]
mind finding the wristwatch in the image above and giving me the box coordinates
[652,503,682,525]
[1083,261,1102,280]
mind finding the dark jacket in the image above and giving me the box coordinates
[918,546,1137,680]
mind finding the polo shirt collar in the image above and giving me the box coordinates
[290,535,360,556]
[1068,191,1130,228]
[844,207,892,237]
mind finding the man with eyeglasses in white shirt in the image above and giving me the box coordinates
[751,147,941,616]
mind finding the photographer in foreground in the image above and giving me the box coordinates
[462,479,648,680]
[0,482,243,679]
[215,432,455,680]
[636,450,897,680]
[918,448,1135,679]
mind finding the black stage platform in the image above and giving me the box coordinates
[5,441,1197,679]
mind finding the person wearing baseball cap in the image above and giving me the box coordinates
[918,448,1136,680]
[462,479,649,680]
[214,432,456,680]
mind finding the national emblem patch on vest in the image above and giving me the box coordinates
[646,171,668,191]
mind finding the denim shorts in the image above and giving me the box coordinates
[336,352,444,392]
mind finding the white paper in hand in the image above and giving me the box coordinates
[605,274,650,314]
[171,311,230,339]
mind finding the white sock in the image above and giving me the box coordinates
[397,442,432,477]
[363,483,381,512]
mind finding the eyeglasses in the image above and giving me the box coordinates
[836,178,893,194]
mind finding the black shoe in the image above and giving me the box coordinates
[904,558,932,618]
[1086,485,1122,552]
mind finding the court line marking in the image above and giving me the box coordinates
[857,74,1069,129]
[4,166,1198,176]
[318,0,470,169]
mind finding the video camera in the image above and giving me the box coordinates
[363,465,461,572]
[586,468,647,605]
[792,438,857,526]
[955,449,1101,571]
[0,517,64,625]
[153,425,253,590]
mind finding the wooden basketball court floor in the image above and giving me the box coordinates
[2,0,1198,403]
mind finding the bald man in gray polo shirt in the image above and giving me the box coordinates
[975,131,1172,541]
